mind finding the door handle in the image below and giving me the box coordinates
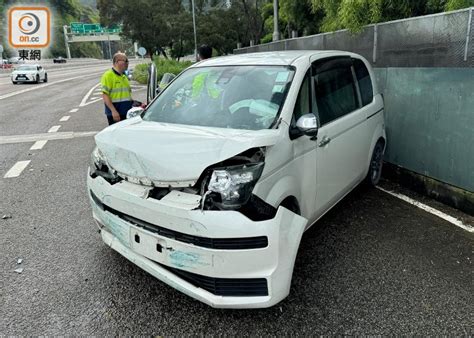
[318,136,331,147]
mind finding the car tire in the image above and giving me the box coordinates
[35,74,40,84]
[365,141,384,186]
[12,81,17,84]
[44,73,48,83]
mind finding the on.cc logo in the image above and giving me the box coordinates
[8,7,50,48]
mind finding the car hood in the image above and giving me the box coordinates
[12,70,36,74]
[95,118,280,186]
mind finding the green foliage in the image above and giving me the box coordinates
[98,0,268,57]
[445,0,474,11]
[279,0,322,36]
[153,57,192,81]
[132,58,192,85]
[132,63,149,84]
[310,0,473,33]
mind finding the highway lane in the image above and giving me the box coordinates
[0,59,142,96]
[0,60,472,335]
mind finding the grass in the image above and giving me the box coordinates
[132,58,192,84]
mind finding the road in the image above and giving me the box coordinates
[0,60,472,335]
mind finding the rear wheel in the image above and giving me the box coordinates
[365,141,384,186]
[44,73,48,83]
[35,74,40,84]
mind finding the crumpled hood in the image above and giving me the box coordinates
[95,118,279,186]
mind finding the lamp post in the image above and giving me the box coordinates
[272,0,280,42]
[191,0,198,61]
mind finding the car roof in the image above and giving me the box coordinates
[191,50,357,67]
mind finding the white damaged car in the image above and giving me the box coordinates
[87,51,386,308]
[11,64,47,84]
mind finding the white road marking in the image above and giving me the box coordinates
[83,98,102,106]
[80,83,101,107]
[30,140,48,150]
[48,125,61,133]
[91,97,99,100]
[4,161,31,178]
[69,108,78,113]
[0,72,104,100]
[60,116,70,121]
[0,131,98,145]
[377,187,473,233]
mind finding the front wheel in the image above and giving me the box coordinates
[44,73,48,83]
[35,75,40,84]
[365,141,384,186]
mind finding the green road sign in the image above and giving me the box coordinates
[70,22,122,35]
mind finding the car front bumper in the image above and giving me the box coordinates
[12,74,36,82]
[87,174,307,308]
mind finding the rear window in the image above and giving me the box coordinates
[353,59,373,106]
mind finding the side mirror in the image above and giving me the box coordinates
[296,114,318,138]
[126,107,144,119]
[160,73,175,87]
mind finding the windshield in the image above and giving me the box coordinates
[17,66,37,71]
[143,65,295,130]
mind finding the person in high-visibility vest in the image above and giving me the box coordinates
[190,45,222,104]
[100,52,133,125]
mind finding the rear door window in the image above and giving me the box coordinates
[353,59,373,106]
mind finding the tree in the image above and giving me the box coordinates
[280,0,323,37]
[240,0,266,44]
[98,0,177,57]
[310,0,474,33]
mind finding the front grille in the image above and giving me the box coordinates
[159,263,268,297]
[90,190,268,250]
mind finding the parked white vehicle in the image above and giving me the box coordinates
[87,51,386,308]
[11,64,47,84]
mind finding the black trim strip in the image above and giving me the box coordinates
[90,190,268,250]
[367,108,383,120]
[158,262,268,297]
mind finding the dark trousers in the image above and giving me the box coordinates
[107,115,126,125]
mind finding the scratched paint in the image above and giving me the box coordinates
[104,214,130,248]
[169,251,208,269]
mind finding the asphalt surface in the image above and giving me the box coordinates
[0,61,472,335]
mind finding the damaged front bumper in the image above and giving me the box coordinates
[87,174,307,309]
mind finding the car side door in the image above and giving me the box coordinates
[312,56,368,217]
[287,69,319,223]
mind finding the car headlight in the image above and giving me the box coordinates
[90,146,107,169]
[207,162,264,209]
[89,146,117,181]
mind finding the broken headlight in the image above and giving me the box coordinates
[90,146,117,181]
[90,146,106,169]
[207,162,264,209]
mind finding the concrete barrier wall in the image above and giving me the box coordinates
[375,68,474,192]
